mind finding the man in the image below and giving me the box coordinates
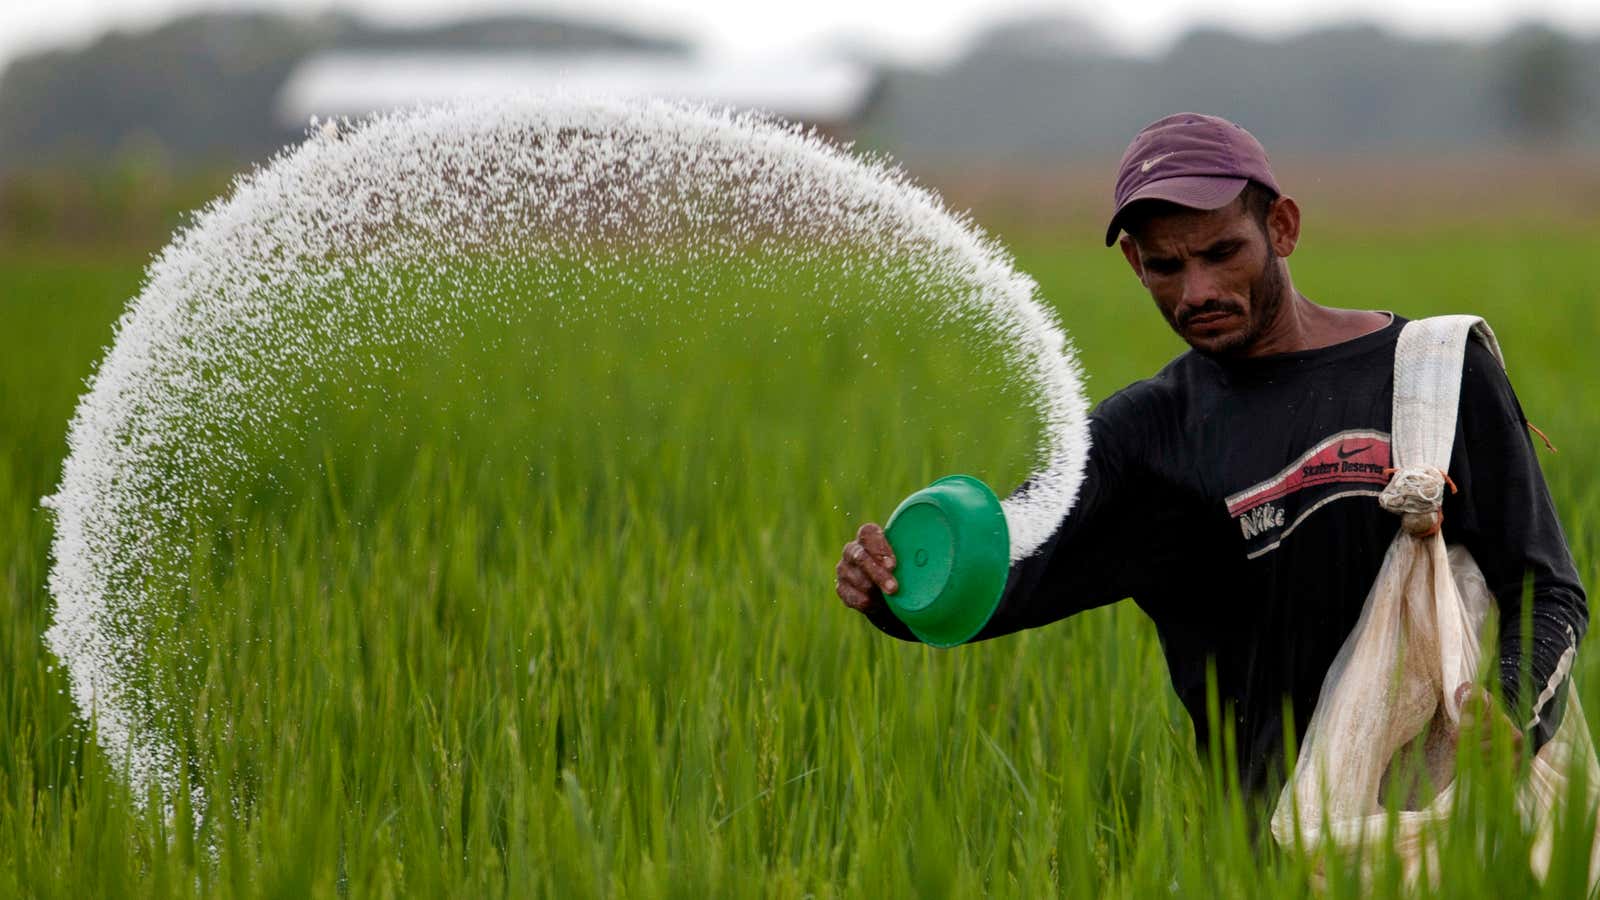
[833,112,1588,796]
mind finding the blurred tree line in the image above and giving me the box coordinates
[1498,23,1590,141]
[0,11,1595,247]
[865,17,1598,163]
[0,12,683,173]
[0,12,683,246]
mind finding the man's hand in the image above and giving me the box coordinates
[1455,681,1525,770]
[835,523,898,613]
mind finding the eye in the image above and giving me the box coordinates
[1144,259,1181,276]
[1202,243,1240,263]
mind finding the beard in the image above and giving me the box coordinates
[1176,245,1284,358]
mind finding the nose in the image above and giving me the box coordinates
[1178,266,1220,312]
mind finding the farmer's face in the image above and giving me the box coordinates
[1119,196,1295,357]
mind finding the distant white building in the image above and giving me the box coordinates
[276,51,879,134]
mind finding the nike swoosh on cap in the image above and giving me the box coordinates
[1336,444,1374,459]
[1140,152,1176,173]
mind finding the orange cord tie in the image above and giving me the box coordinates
[1526,419,1558,454]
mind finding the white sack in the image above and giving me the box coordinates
[1268,316,1600,887]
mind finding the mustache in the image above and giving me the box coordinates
[1178,300,1244,327]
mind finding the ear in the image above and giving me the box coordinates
[1267,195,1301,258]
[1118,234,1146,283]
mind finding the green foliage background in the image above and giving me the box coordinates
[2,217,1598,897]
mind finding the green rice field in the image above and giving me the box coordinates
[3,216,1599,897]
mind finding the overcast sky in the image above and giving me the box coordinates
[3,0,1598,71]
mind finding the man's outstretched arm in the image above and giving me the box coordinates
[834,412,1150,644]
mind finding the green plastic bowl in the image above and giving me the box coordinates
[882,474,1010,647]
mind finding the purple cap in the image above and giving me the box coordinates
[1105,113,1281,246]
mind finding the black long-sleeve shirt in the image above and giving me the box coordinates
[868,314,1587,795]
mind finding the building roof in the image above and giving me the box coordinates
[276,51,877,126]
